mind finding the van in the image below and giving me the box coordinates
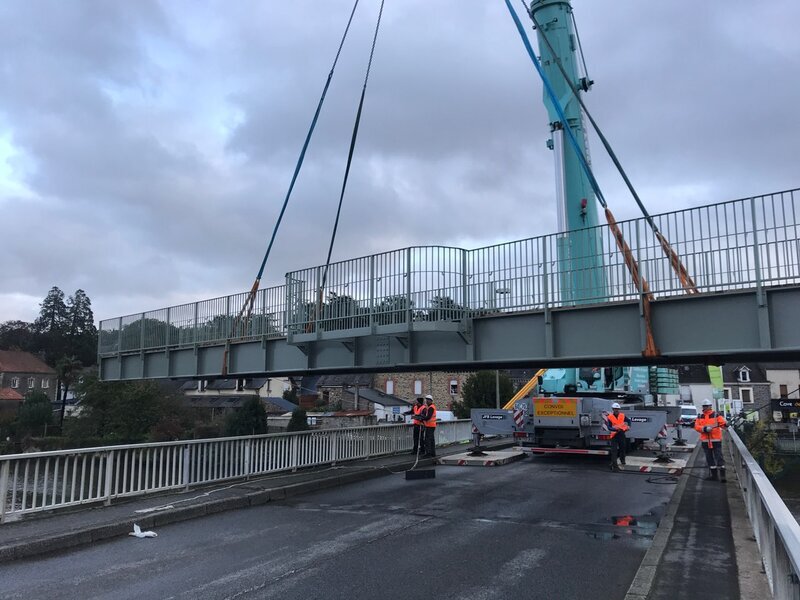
[678,404,698,427]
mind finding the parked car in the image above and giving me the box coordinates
[677,404,698,427]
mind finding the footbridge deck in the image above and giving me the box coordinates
[98,189,800,380]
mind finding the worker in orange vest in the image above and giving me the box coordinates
[421,394,437,458]
[605,402,631,471]
[403,397,425,455]
[694,399,727,482]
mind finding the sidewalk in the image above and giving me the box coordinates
[627,442,771,600]
[0,440,501,563]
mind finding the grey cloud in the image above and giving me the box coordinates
[0,0,798,323]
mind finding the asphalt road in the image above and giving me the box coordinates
[0,453,680,600]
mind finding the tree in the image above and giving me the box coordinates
[65,289,97,366]
[287,408,311,432]
[282,386,299,404]
[0,320,36,352]
[451,371,514,418]
[17,390,53,437]
[35,286,68,335]
[744,421,785,477]
[66,373,190,444]
[56,355,83,427]
[34,286,70,364]
[224,396,268,437]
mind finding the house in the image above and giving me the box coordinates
[372,370,467,410]
[178,377,296,422]
[0,350,57,403]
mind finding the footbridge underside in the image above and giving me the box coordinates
[99,189,800,380]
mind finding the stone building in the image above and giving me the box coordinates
[372,371,468,410]
[0,350,57,403]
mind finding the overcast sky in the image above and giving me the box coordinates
[1,0,798,325]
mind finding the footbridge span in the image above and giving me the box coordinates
[99,188,800,381]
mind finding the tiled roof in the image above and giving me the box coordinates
[263,397,298,412]
[721,363,768,383]
[343,387,413,407]
[0,387,24,401]
[317,373,374,388]
[0,351,55,374]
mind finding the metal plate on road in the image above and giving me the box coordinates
[534,398,578,418]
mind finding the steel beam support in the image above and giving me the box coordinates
[751,196,773,349]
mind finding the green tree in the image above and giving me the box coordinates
[224,396,268,437]
[282,386,299,404]
[287,408,311,432]
[17,390,53,437]
[34,286,70,364]
[451,371,514,418]
[67,374,189,444]
[0,320,36,352]
[65,289,97,366]
[744,421,785,476]
[55,355,83,427]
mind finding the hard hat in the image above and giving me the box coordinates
[702,399,713,406]
[416,397,424,402]
[425,394,433,401]
[611,402,621,409]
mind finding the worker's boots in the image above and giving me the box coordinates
[719,467,727,483]
[706,468,719,481]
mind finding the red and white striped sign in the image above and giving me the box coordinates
[513,408,525,428]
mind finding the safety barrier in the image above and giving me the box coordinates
[99,187,800,354]
[0,420,473,523]
[729,429,800,599]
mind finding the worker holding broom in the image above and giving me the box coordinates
[403,397,425,455]
[695,399,728,482]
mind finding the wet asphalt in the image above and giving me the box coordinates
[0,449,681,600]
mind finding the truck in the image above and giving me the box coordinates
[472,394,669,456]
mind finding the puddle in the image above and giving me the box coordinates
[584,513,660,541]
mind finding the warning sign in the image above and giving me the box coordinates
[534,398,577,418]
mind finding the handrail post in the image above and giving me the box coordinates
[291,434,299,472]
[406,248,412,326]
[182,444,191,491]
[244,438,252,480]
[751,196,765,305]
[0,461,9,524]
[103,450,114,506]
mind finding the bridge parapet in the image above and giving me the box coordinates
[99,188,800,358]
[730,428,800,599]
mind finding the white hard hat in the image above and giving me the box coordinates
[425,394,433,401]
[611,402,621,409]
[702,399,713,406]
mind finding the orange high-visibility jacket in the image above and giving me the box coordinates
[423,404,437,428]
[695,410,726,442]
[606,412,630,438]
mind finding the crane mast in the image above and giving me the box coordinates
[530,0,606,308]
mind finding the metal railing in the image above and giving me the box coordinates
[99,188,800,354]
[0,420,473,523]
[729,428,800,599]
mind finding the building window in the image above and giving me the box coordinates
[41,378,50,389]
[414,380,422,395]
[780,385,789,399]
[723,387,731,400]
[10,377,19,389]
[385,380,394,395]
[450,379,459,395]
[740,387,753,404]
[27,377,35,388]
[236,378,245,392]
[737,368,750,383]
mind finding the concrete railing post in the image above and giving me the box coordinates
[0,461,9,524]
[182,444,191,491]
[103,450,114,506]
